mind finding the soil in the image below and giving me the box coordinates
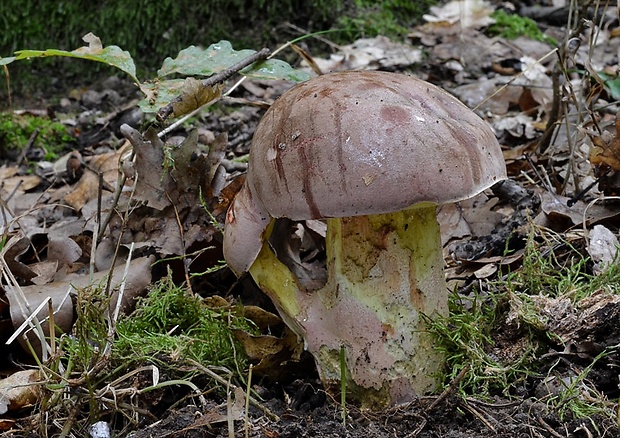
[128,386,618,437]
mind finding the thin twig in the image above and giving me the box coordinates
[465,398,522,409]
[461,400,497,433]
[186,359,280,422]
[97,138,134,244]
[473,48,558,114]
[166,192,193,292]
[16,127,41,166]
[537,61,563,155]
[425,365,469,412]
[284,22,342,50]
[537,415,565,438]
[404,418,427,438]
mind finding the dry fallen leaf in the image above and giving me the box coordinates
[0,173,41,194]
[233,326,304,379]
[168,78,223,119]
[423,0,495,29]
[438,192,504,245]
[47,236,82,268]
[589,113,620,178]
[63,150,121,211]
[5,255,154,356]
[188,387,245,427]
[305,36,422,73]
[0,369,41,415]
[74,32,103,54]
[3,236,37,283]
[453,77,522,115]
[540,191,620,225]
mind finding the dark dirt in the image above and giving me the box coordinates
[128,386,619,437]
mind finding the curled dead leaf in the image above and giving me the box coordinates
[0,369,41,415]
[74,32,103,54]
[233,326,305,380]
[211,174,245,217]
[169,79,223,119]
[589,113,620,177]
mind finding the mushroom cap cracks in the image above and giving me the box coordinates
[224,71,507,273]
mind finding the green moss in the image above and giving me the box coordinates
[505,227,620,301]
[425,288,538,398]
[337,0,437,41]
[427,224,620,423]
[0,112,74,160]
[42,273,256,433]
[488,10,557,46]
[114,274,256,371]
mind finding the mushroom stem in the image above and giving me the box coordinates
[248,204,448,407]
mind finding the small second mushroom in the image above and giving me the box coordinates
[224,71,507,407]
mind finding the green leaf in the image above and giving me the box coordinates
[599,72,620,100]
[158,41,255,77]
[158,40,311,83]
[138,79,186,113]
[606,78,620,100]
[242,59,311,82]
[9,33,138,83]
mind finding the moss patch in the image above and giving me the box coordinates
[0,112,74,161]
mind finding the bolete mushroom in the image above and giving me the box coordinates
[224,71,506,407]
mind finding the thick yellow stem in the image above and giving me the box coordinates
[248,205,448,407]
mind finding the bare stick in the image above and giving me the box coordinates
[16,127,41,166]
[425,365,469,412]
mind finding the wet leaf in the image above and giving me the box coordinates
[158,41,310,82]
[158,42,255,77]
[240,58,311,82]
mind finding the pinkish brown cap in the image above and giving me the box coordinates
[224,71,507,274]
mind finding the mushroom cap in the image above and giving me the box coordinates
[224,71,507,273]
[247,70,506,220]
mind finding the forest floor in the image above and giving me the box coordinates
[2,1,620,437]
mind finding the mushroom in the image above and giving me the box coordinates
[224,71,507,407]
